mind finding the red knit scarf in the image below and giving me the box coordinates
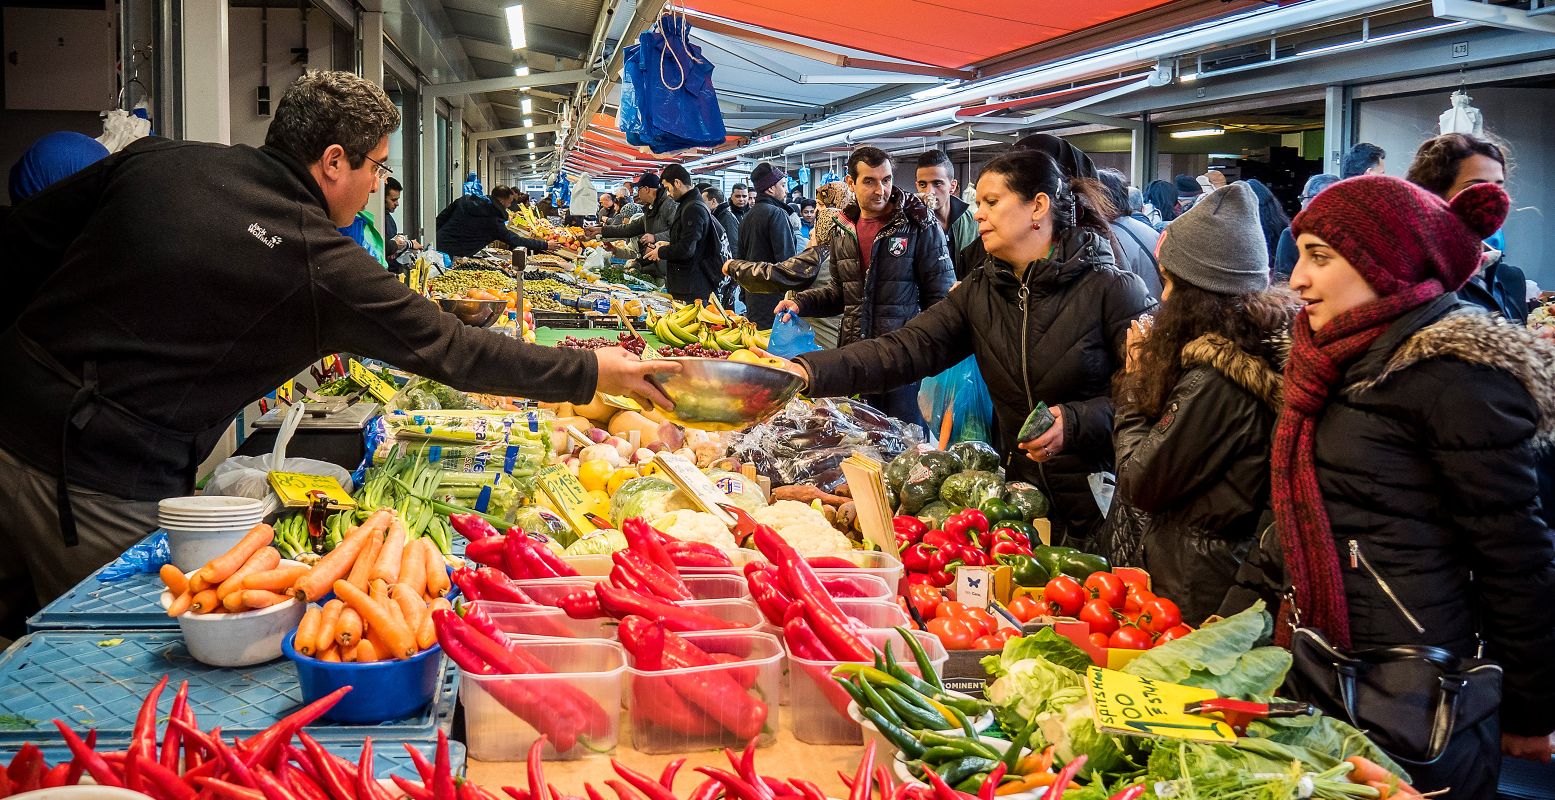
[1271,281,1445,647]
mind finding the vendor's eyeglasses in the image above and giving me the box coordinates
[363,153,392,180]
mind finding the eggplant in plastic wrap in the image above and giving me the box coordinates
[731,398,924,488]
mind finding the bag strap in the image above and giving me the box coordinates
[1117,220,1158,269]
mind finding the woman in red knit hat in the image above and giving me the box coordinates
[1276,175,1555,794]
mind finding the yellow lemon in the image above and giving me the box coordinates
[586,490,612,515]
[577,459,614,493]
[606,467,641,496]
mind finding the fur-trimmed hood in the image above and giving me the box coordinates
[1359,308,1555,443]
[1182,333,1284,408]
[841,187,934,229]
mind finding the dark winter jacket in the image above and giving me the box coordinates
[712,202,740,252]
[737,194,798,327]
[601,192,677,243]
[792,188,954,347]
[0,138,597,504]
[1458,249,1529,324]
[946,196,979,280]
[1222,296,1555,742]
[1110,332,1285,625]
[434,195,547,258]
[658,192,728,302]
[797,227,1155,545]
[1108,216,1162,299]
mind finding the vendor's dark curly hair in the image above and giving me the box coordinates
[979,150,1114,235]
[1117,280,1299,419]
[1405,133,1509,198]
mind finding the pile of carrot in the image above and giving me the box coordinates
[289,509,453,664]
[162,524,308,615]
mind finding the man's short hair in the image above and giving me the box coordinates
[915,150,952,172]
[1341,142,1386,178]
[384,176,402,193]
[660,164,692,187]
[491,186,516,201]
[266,70,399,168]
[703,187,725,204]
[731,183,748,192]
[799,198,816,210]
[847,146,892,178]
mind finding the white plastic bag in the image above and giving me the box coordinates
[204,405,354,517]
[1438,90,1484,137]
[583,246,607,272]
[98,107,151,153]
[570,173,600,216]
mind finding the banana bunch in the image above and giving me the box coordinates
[651,301,771,350]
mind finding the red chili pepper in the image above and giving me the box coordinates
[663,542,732,568]
[1105,787,1145,800]
[623,518,679,576]
[707,652,758,690]
[432,731,457,800]
[138,757,196,800]
[791,780,827,800]
[355,739,386,800]
[124,747,146,794]
[849,741,876,800]
[525,738,550,800]
[503,535,551,579]
[54,723,122,788]
[213,735,257,789]
[608,565,649,596]
[687,779,721,800]
[298,733,356,800]
[465,537,510,572]
[1045,755,1088,800]
[391,776,433,800]
[612,550,691,601]
[282,747,321,786]
[285,762,331,800]
[8,743,43,792]
[604,781,644,800]
[474,568,537,605]
[609,761,678,800]
[450,513,501,540]
[509,529,577,577]
[782,603,829,660]
[39,763,70,790]
[805,556,857,569]
[618,619,768,740]
[432,610,586,751]
[132,674,170,762]
[198,778,266,800]
[452,568,484,602]
[594,584,742,631]
[560,589,602,619]
[690,768,765,800]
[817,575,875,599]
[241,687,352,769]
[977,764,1006,800]
[161,680,190,773]
[658,759,686,792]
[508,788,535,800]
[744,566,793,625]
[751,528,873,659]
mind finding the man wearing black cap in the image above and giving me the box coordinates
[1173,174,1203,216]
[645,164,727,303]
[589,170,678,272]
[734,162,799,327]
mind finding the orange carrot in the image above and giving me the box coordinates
[319,645,341,663]
[348,531,384,592]
[365,628,393,661]
[332,579,416,658]
[239,590,290,609]
[216,547,280,600]
[353,640,380,663]
[423,538,450,598]
[392,586,426,644]
[190,589,220,613]
[242,565,309,593]
[336,607,363,648]
[160,564,189,596]
[166,591,194,617]
[338,643,356,663]
[372,518,407,584]
[292,518,378,602]
[370,579,390,606]
[188,573,210,593]
[222,591,246,612]
[398,538,427,598]
[415,607,438,651]
[296,606,323,656]
[198,524,275,584]
[317,599,344,653]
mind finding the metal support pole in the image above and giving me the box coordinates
[1131,111,1150,188]
[180,0,229,143]
[1323,85,1349,175]
[420,100,439,248]
[360,10,386,237]
[450,104,464,201]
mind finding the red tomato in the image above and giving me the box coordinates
[1083,572,1126,610]
[992,628,1017,646]
[926,617,977,650]
[1155,624,1194,644]
[907,583,942,620]
[1042,576,1086,617]
[937,601,970,620]
[972,635,1002,650]
[1124,587,1156,615]
[1079,598,1120,636]
[1115,570,1150,593]
[1108,625,1153,650]
[1007,595,1045,623]
[1088,632,1110,649]
[1140,597,1183,634]
[963,608,1000,638]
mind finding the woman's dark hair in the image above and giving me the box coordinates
[1405,133,1508,198]
[1144,180,1179,223]
[1243,178,1290,269]
[979,150,1114,235]
[1096,169,1131,223]
[1117,281,1298,419]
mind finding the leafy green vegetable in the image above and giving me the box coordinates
[0,714,38,730]
[982,627,1094,679]
[1038,701,1144,780]
[1121,601,1292,698]
[563,528,628,556]
[984,654,1085,730]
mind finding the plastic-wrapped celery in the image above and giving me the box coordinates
[385,409,552,447]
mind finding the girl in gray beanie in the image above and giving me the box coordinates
[1104,182,1301,626]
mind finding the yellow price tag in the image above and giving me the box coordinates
[268,471,357,509]
[276,380,295,404]
[535,465,598,535]
[348,359,398,404]
[1085,666,1237,744]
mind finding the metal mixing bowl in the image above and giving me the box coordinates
[648,357,805,431]
[436,297,509,328]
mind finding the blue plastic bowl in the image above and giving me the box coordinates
[282,631,443,723]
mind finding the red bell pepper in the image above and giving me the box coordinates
[900,543,937,573]
[989,539,1032,559]
[505,534,557,579]
[893,516,928,544]
[450,513,500,541]
[561,589,603,619]
[781,603,829,660]
[618,618,768,740]
[612,550,691,601]
[593,584,742,632]
[609,565,649,595]
[743,565,792,625]
[663,542,732,568]
[451,567,483,602]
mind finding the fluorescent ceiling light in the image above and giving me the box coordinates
[1178,72,1198,84]
[1208,153,1241,159]
[1170,127,1224,139]
[513,66,529,77]
[505,5,526,50]
[526,133,535,141]
[523,117,533,127]
[909,82,957,102]
[521,97,533,114]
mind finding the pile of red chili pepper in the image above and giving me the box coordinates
[431,602,612,754]
[24,674,490,800]
[616,617,769,744]
[742,525,875,662]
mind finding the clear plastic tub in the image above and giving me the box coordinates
[786,629,947,745]
[811,551,904,592]
[480,596,765,631]
[510,576,749,606]
[625,630,783,754]
[477,601,617,640]
[677,547,763,576]
[836,599,911,629]
[459,639,625,761]
[817,573,893,601]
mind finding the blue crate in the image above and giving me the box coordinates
[0,739,467,781]
[27,567,174,632]
[0,631,458,748]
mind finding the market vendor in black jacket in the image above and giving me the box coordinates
[1269,177,1554,793]
[644,165,728,303]
[774,150,1154,546]
[434,185,549,258]
[0,71,677,630]
[735,163,797,327]
[772,147,954,430]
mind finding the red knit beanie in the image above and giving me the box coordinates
[1291,176,1509,295]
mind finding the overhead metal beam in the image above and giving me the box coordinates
[470,124,562,141]
[1052,111,1143,131]
[798,74,944,84]
[423,69,599,99]
[1432,0,1555,33]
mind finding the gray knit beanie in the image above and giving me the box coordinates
[1158,182,1269,295]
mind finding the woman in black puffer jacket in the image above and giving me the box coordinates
[1108,183,1300,626]
[786,150,1155,546]
[1263,176,1555,796]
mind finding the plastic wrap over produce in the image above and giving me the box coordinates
[730,398,923,492]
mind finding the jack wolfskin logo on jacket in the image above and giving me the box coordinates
[247,223,281,248]
[888,236,908,257]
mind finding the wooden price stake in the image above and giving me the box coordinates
[839,452,898,560]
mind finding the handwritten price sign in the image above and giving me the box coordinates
[1086,666,1235,743]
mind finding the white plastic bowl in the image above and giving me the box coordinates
[165,524,265,572]
[10,787,155,800]
[159,560,307,667]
